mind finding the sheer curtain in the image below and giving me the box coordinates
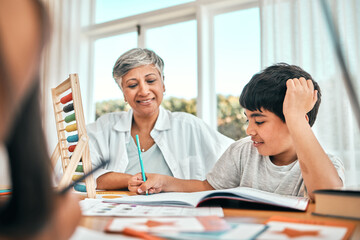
[40,0,86,179]
[260,0,360,186]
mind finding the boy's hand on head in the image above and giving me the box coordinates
[283,77,318,122]
[128,172,168,194]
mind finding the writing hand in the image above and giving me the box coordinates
[128,172,167,195]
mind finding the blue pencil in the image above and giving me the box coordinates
[135,135,148,195]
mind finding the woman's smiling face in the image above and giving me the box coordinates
[121,64,165,119]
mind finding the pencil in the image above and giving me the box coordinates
[0,189,11,196]
[135,134,148,195]
[122,227,166,240]
[59,159,109,195]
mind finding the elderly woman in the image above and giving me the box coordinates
[88,48,233,190]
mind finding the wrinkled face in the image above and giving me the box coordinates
[121,64,165,119]
[245,108,296,164]
[0,0,42,142]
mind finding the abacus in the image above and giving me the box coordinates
[50,74,96,198]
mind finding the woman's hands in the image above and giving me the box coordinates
[128,173,214,194]
[128,173,170,194]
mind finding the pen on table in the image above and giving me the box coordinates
[135,134,148,195]
[59,159,109,195]
[0,189,11,196]
[123,227,166,240]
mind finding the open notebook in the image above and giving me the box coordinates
[107,187,309,211]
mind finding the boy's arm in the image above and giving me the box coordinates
[128,173,214,194]
[283,78,343,200]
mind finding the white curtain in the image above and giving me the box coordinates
[260,0,360,186]
[40,0,86,179]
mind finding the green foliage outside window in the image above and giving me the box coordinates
[216,95,247,140]
[95,95,247,140]
[95,99,131,118]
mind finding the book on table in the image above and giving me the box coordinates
[106,187,309,211]
[313,188,360,220]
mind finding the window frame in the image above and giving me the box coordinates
[80,0,260,125]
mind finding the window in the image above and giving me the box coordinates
[95,0,194,24]
[146,20,197,114]
[93,33,137,118]
[87,0,260,128]
[214,8,260,140]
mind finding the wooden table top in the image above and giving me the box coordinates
[79,192,360,239]
[1,189,359,239]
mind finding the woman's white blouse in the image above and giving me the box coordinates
[87,106,234,181]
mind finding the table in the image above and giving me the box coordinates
[79,200,360,239]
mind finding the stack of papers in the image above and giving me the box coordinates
[80,199,224,217]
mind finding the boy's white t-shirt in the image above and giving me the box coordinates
[206,136,345,197]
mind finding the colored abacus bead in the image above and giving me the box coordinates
[72,174,83,181]
[75,164,83,172]
[65,123,77,132]
[74,183,87,192]
[68,145,76,152]
[69,155,82,162]
[65,113,76,123]
[60,92,73,104]
[63,103,74,113]
[67,134,79,142]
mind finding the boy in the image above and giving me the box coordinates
[128,63,344,200]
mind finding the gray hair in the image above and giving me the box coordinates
[112,48,164,90]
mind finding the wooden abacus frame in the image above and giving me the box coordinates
[50,74,96,198]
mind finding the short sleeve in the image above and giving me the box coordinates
[206,142,241,189]
[328,154,346,186]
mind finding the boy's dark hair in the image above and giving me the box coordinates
[239,63,321,127]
